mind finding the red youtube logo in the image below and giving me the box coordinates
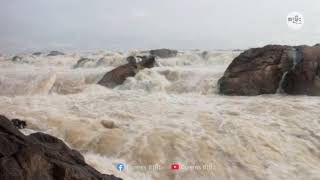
[171,163,180,170]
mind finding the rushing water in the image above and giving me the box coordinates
[0,50,320,180]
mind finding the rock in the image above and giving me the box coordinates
[12,55,23,62]
[0,115,122,180]
[126,56,138,64]
[283,46,320,95]
[218,45,320,95]
[73,57,95,68]
[47,51,65,56]
[101,120,116,129]
[150,49,178,58]
[11,119,27,129]
[201,51,209,59]
[98,55,156,88]
[32,52,42,56]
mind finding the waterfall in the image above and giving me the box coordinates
[276,71,288,93]
[277,47,302,94]
[292,47,302,68]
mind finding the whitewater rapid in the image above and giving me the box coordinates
[0,50,320,180]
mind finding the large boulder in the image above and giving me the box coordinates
[218,45,320,95]
[0,115,122,180]
[98,55,156,88]
[150,49,178,58]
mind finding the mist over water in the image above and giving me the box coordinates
[0,50,320,180]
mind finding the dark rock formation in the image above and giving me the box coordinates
[0,115,122,180]
[150,49,178,58]
[11,119,27,129]
[126,56,138,64]
[32,52,42,56]
[201,51,209,59]
[218,45,320,95]
[98,55,156,88]
[12,56,23,62]
[74,58,95,68]
[282,46,320,95]
[47,51,65,56]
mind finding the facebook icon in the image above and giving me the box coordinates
[116,163,125,172]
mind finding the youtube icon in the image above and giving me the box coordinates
[171,163,180,170]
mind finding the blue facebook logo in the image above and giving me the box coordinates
[116,163,125,172]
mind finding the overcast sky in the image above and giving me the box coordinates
[0,0,320,52]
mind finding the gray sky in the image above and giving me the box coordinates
[0,0,320,52]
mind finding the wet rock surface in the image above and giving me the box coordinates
[11,118,27,129]
[218,45,320,95]
[0,115,122,180]
[98,55,156,88]
[283,46,320,95]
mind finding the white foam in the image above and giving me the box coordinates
[1,50,319,180]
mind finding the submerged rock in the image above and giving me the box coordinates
[0,115,122,180]
[201,51,209,59]
[73,57,96,68]
[47,51,65,56]
[150,49,178,58]
[218,45,320,95]
[12,55,23,62]
[101,120,116,129]
[98,55,156,88]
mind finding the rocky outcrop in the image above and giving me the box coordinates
[150,49,178,58]
[218,45,320,95]
[47,51,65,56]
[0,115,122,180]
[98,55,156,88]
